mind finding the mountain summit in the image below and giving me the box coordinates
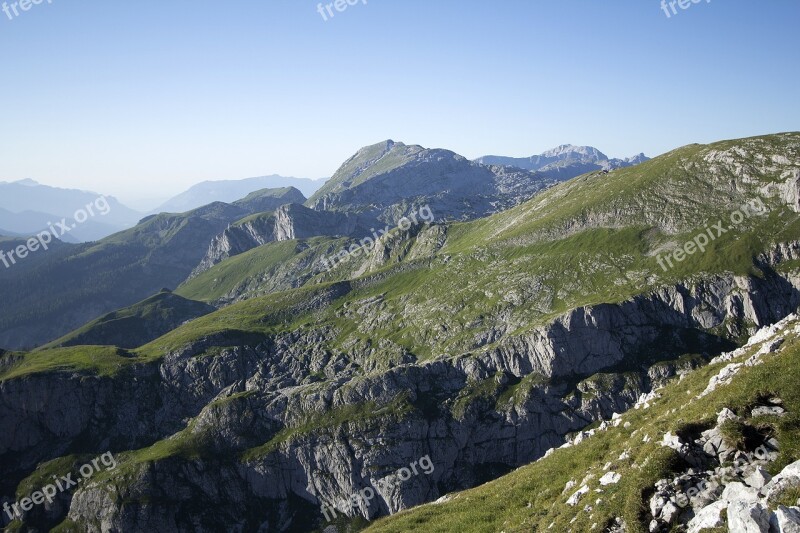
[306,140,560,222]
[475,144,650,177]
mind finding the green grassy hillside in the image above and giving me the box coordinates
[41,290,215,350]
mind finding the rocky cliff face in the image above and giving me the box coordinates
[2,262,800,531]
[191,204,376,276]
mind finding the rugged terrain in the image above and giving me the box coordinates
[0,133,799,532]
[306,140,561,223]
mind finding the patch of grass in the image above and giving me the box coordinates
[176,239,312,302]
[0,346,136,381]
[719,419,748,450]
[15,455,85,498]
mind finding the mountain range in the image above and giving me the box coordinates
[476,144,649,178]
[0,141,629,350]
[1,133,798,533]
[0,179,142,242]
[153,174,327,214]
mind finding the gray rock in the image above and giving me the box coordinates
[722,482,761,505]
[660,501,680,524]
[687,500,726,533]
[727,501,771,532]
[771,506,800,533]
[744,466,773,490]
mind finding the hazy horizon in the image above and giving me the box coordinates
[2,1,799,204]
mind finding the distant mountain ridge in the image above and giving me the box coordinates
[0,179,142,241]
[475,144,649,178]
[0,187,306,349]
[155,175,326,214]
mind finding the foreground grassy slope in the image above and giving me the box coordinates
[366,320,800,533]
[3,133,799,380]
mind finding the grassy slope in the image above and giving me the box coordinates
[175,237,345,303]
[39,291,215,350]
[3,133,799,380]
[366,322,800,533]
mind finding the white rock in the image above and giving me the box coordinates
[563,479,576,493]
[687,500,726,533]
[745,466,773,490]
[650,495,667,517]
[752,405,787,417]
[660,501,680,523]
[566,485,589,506]
[599,472,621,486]
[700,364,743,397]
[728,501,771,532]
[661,432,682,451]
[722,481,761,504]
[777,460,800,482]
[764,460,800,500]
[718,407,741,424]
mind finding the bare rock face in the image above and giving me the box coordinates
[2,266,800,531]
[778,170,800,212]
[190,204,376,276]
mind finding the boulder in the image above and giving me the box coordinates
[744,466,772,490]
[566,485,589,506]
[721,482,761,504]
[660,501,680,524]
[687,500,726,533]
[599,472,621,486]
[764,460,800,502]
[727,501,771,533]
[752,405,786,417]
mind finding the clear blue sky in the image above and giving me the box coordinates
[1,0,798,206]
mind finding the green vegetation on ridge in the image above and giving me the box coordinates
[3,133,800,383]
